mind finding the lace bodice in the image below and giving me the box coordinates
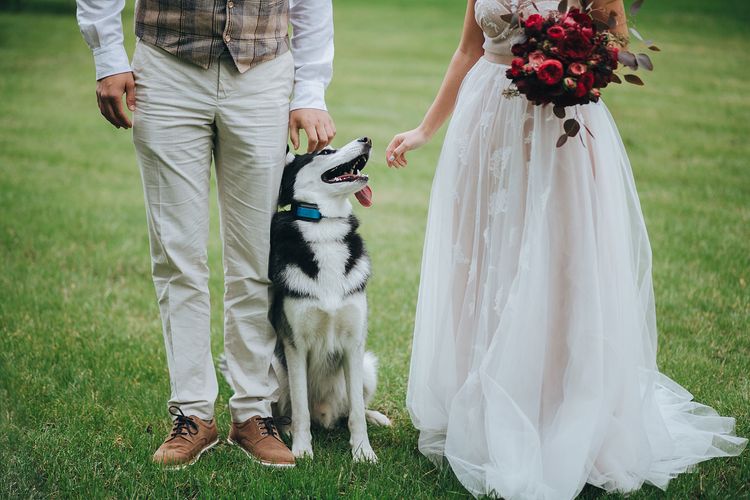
[475,0,576,57]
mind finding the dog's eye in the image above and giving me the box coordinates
[317,149,337,156]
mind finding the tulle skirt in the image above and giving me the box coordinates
[406,57,746,499]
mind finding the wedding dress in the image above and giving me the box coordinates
[406,1,746,498]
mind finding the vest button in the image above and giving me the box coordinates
[224,34,231,42]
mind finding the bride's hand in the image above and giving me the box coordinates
[385,128,429,168]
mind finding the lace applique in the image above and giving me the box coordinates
[524,129,534,145]
[457,135,470,168]
[488,147,513,215]
[489,146,512,179]
[489,190,509,215]
[453,243,471,265]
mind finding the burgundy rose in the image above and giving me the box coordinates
[511,43,528,57]
[575,81,588,98]
[510,57,525,77]
[547,25,565,40]
[568,9,593,29]
[537,59,564,85]
[561,30,593,60]
[525,14,544,32]
[607,47,619,69]
[580,71,595,90]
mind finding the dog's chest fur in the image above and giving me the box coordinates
[270,213,370,312]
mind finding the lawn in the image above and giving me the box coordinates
[1,0,748,498]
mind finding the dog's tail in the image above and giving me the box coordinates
[363,351,377,405]
[363,351,392,427]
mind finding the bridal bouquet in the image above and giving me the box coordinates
[504,0,657,146]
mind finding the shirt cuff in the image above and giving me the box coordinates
[290,81,327,111]
[92,44,132,81]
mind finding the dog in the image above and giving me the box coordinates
[220,137,390,463]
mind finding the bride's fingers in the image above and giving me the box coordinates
[394,151,407,168]
[392,142,409,168]
[385,138,402,167]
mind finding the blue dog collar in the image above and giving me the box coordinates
[291,202,323,222]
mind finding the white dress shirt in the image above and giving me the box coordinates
[75,0,334,111]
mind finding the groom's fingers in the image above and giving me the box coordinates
[315,123,329,150]
[289,123,299,151]
[324,121,336,144]
[305,125,319,153]
[110,96,132,129]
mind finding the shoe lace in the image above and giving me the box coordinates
[167,405,199,441]
[258,416,291,438]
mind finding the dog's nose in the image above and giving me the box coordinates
[358,137,372,146]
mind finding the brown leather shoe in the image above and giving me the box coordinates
[228,416,295,468]
[152,406,219,470]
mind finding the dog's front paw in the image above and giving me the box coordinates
[352,444,378,463]
[292,441,314,460]
[365,409,392,427]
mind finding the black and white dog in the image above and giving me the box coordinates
[221,137,390,462]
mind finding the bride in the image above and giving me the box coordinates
[385,0,746,498]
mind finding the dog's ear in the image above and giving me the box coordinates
[278,154,299,207]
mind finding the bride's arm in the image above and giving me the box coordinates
[590,0,629,45]
[385,0,484,168]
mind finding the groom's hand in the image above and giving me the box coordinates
[96,72,136,129]
[289,109,336,153]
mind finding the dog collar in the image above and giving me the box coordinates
[291,202,323,222]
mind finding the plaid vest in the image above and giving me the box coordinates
[135,0,290,73]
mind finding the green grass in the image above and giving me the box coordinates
[1,0,749,497]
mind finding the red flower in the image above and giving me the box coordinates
[568,8,593,29]
[524,14,544,31]
[561,30,593,60]
[607,47,620,69]
[563,77,577,90]
[537,59,564,85]
[575,81,589,98]
[547,25,565,40]
[568,62,587,76]
[528,50,547,69]
[510,57,525,77]
[580,71,595,90]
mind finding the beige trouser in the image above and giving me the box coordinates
[131,40,293,421]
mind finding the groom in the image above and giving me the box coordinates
[76,0,335,468]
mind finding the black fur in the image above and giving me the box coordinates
[343,217,365,275]
[269,212,320,284]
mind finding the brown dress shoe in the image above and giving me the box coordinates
[228,416,295,468]
[152,406,219,470]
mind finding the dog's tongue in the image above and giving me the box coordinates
[354,185,373,207]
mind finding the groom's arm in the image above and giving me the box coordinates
[76,0,135,129]
[288,0,336,152]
